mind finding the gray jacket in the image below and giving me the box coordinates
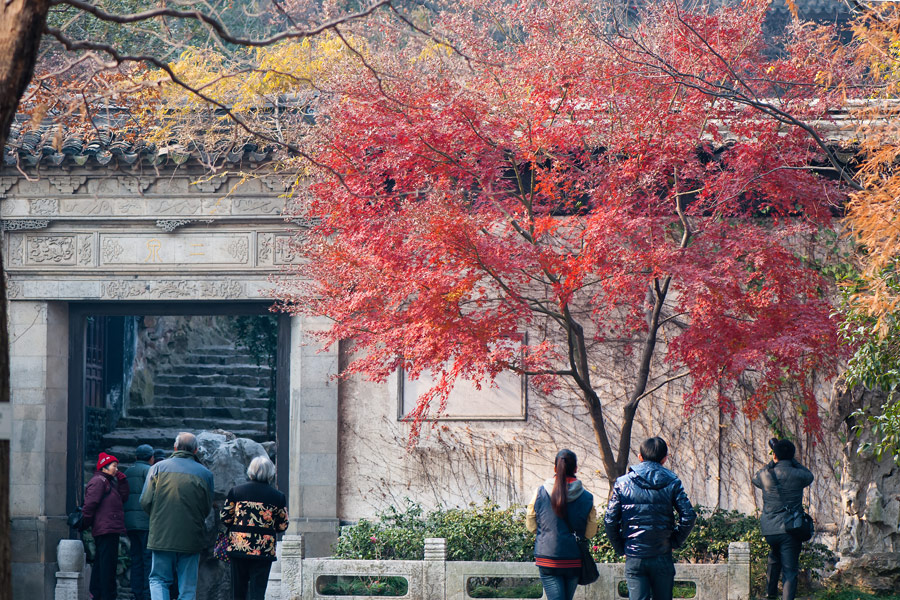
[752,459,813,536]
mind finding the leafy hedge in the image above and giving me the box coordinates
[333,499,834,594]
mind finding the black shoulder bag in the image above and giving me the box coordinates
[67,479,112,532]
[562,512,599,585]
[769,468,814,542]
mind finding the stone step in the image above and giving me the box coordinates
[155,373,272,388]
[116,414,270,430]
[126,405,269,420]
[134,396,271,410]
[162,353,274,367]
[156,364,273,378]
[101,426,271,451]
[150,383,269,399]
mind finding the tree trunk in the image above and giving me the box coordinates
[0,1,51,597]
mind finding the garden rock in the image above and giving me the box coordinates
[830,553,900,595]
[194,430,268,600]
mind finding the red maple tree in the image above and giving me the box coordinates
[276,0,849,482]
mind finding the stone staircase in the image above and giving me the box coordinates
[101,344,274,464]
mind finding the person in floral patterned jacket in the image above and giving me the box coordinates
[220,456,289,600]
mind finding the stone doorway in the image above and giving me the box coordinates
[66,302,291,521]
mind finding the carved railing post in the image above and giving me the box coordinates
[727,541,751,600]
[423,538,447,599]
[54,539,86,600]
[280,534,304,600]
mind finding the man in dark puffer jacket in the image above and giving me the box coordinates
[604,437,696,600]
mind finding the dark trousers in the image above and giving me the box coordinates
[537,569,578,600]
[128,530,152,600]
[89,533,120,600]
[765,533,801,600]
[624,554,675,600]
[230,558,273,600]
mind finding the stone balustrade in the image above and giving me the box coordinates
[273,536,752,600]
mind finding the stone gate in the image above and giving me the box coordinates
[1,150,340,600]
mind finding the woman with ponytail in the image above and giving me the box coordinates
[526,449,598,600]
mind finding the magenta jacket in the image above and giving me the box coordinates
[83,471,129,536]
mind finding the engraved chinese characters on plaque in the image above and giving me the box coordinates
[98,233,253,266]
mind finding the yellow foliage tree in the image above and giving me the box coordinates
[843,5,900,334]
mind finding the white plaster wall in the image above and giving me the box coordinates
[337,359,844,534]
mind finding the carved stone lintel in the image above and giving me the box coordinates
[194,178,225,193]
[29,198,59,216]
[1,219,50,231]
[123,177,154,194]
[49,175,87,195]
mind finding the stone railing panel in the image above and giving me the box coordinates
[267,536,752,600]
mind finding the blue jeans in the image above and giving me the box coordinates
[765,533,800,600]
[625,554,675,600]
[128,531,152,600]
[149,550,200,600]
[538,571,579,600]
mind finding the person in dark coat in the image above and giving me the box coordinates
[604,437,696,600]
[525,449,598,600]
[220,456,289,600]
[124,444,155,600]
[83,452,130,600]
[752,438,814,600]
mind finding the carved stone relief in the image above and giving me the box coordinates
[49,175,87,195]
[0,177,16,198]
[98,279,248,300]
[262,176,288,193]
[8,236,23,266]
[1,219,50,231]
[103,281,147,299]
[194,178,226,193]
[225,237,250,263]
[147,198,202,216]
[101,238,125,263]
[258,233,274,263]
[200,280,243,298]
[123,177,154,194]
[154,280,193,298]
[274,235,302,264]
[29,198,59,216]
[77,234,93,266]
[233,197,283,215]
[6,279,22,299]
[27,235,76,264]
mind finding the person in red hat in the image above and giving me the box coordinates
[83,452,130,600]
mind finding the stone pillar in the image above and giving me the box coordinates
[280,534,304,600]
[54,539,86,600]
[423,538,447,600]
[265,541,283,600]
[727,541,751,600]
[286,315,340,557]
[10,301,70,600]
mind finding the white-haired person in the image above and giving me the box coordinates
[220,456,289,600]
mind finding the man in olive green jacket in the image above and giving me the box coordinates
[141,432,214,600]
